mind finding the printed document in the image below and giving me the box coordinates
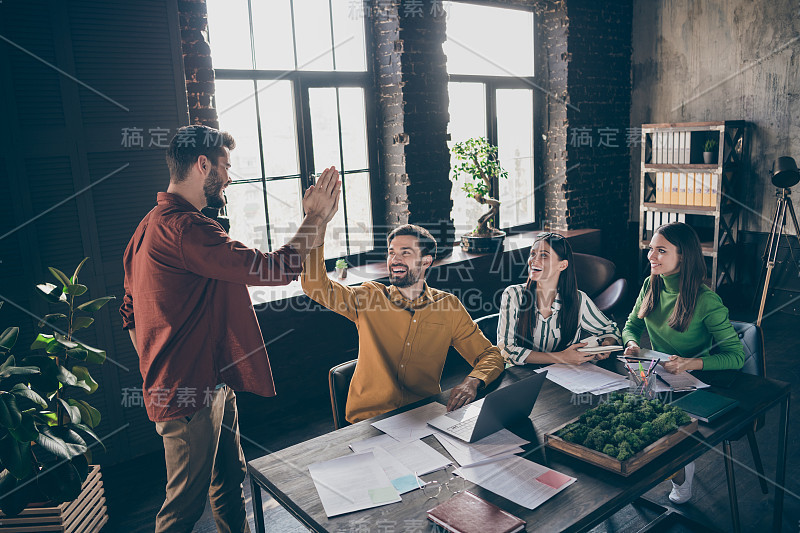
[536,362,628,394]
[455,455,576,509]
[308,452,401,517]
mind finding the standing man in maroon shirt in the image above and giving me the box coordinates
[120,125,340,533]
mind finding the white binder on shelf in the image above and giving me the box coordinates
[710,173,719,206]
[665,133,672,164]
[683,131,690,163]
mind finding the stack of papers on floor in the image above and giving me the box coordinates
[536,362,629,395]
[308,452,402,517]
[434,429,528,467]
[455,455,576,510]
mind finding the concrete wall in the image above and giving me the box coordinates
[630,0,800,234]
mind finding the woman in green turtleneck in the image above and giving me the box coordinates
[622,221,744,505]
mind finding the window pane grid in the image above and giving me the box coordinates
[209,0,374,258]
[445,3,537,232]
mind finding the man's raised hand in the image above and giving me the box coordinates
[303,166,341,223]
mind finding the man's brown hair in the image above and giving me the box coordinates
[165,125,235,183]
[386,224,437,260]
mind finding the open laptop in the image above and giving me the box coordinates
[427,371,548,443]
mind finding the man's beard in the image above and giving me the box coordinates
[203,166,226,209]
[390,265,421,288]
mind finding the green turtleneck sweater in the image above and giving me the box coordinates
[622,273,744,371]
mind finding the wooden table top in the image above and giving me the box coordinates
[247,365,789,532]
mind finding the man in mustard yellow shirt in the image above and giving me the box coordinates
[302,217,505,423]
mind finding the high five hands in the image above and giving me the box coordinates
[303,166,341,223]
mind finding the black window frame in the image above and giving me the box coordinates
[209,0,382,268]
[445,1,544,235]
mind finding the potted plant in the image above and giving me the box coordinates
[703,138,718,164]
[0,259,112,530]
[451,137,509,253]
[335,258,347,279]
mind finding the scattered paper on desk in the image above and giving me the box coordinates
[308,452,401,517]
[369,447,423,494]
[371,402,447,440]
[351,435,451,475]
[536,362,629,394]
[454,455,576,510]
[590,379,631,395]
[653,365,710,393]
[349,434,401,453]
[434,430,527,467]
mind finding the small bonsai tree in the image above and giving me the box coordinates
[451,137,508,236]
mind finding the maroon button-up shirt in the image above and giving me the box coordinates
[120,192,302,422]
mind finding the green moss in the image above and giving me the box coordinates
[559,393,690,461]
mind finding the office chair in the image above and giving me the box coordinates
[572,253,628,314]
[328,359,357,429]
[474,313,499,345]
[722,320,768,532]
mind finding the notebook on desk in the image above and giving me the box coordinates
[670,389,740,423]
[427,372,547,443]
[427,490,526,533]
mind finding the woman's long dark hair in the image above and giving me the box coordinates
[638,222,706,332]
[515,233,580,352]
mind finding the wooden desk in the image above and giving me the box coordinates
[248,367,790,532]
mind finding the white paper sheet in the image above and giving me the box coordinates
[350,435,451,475]
[590,379,631,395]
[454,455,576,510]
[308,452,401,517]
[434,430,525,467]
[349,434,402,453]
[369,447,423,494]
[536,362,629,394]
[371,402,447,440]
[653,365,710,392]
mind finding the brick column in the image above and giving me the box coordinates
[178,0,218,128]
[371,0,455,251]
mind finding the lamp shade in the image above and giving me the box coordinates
[771,156,800,188]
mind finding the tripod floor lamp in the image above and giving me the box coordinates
[755,156,800,326]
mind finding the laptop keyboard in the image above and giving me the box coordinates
[446,416,478,439]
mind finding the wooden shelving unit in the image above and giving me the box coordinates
[638,121,748,289]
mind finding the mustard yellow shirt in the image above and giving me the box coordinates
[301,246,505,423]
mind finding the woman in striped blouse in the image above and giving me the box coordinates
[498,232,621,365]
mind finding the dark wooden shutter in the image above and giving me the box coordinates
[0,0,190,464]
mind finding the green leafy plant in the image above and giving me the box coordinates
[0,259,114,516]
[335,259,347,270]
[557,392,691,461]
[703,138,718,152]
[450,137,509,236]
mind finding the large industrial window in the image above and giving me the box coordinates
[206,0,377,259]
[444,2,538,235]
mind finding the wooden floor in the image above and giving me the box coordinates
[103,311,800,532]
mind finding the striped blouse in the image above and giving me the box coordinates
[497,284,622,365]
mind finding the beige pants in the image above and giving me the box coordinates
[154,385,251,533]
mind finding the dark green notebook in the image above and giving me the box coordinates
[671,389,739,423]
